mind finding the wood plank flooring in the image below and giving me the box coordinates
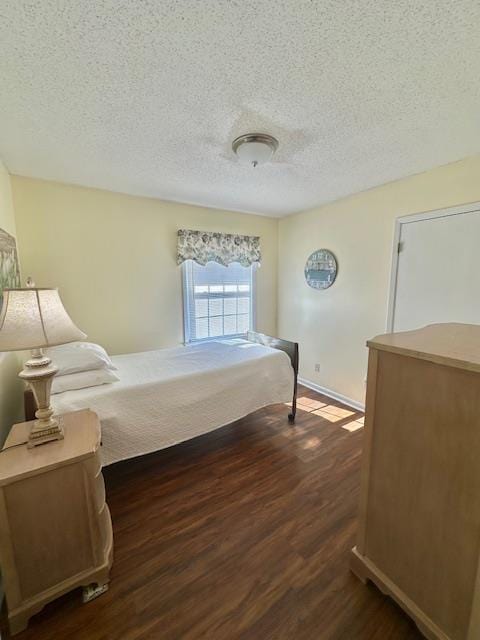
[2,386,423,639]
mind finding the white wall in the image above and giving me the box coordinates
[278,155,480,405]
[12,177,279,356]
[0,159,23,443]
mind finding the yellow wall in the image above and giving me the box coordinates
[278,155,480,405]
[8,155,480,412]
[0,160,23,442]
[12,177,278,355]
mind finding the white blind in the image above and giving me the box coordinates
[183,260,254,343]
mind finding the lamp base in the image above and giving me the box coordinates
[27,417,64,448]
[19,348,63,448]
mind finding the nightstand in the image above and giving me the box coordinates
[0,409,113,635]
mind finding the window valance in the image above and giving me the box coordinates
[177,229,261,267]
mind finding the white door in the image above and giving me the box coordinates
[391,205,480,332]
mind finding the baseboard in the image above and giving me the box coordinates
[298,376,365,412]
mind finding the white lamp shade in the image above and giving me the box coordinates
[0,288,87,351]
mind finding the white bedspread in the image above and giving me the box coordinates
[51,339,293,465]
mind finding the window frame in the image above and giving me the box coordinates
[182,260,256,344]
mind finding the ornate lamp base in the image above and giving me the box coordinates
[18,349,63,448]
[27,417,64,448]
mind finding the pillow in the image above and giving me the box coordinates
[51,368,120,394]
[48,342,117,376]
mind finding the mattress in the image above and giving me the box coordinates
[51,339,294,465]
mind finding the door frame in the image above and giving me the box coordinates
[386,200,480,332]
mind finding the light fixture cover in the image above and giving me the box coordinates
[232,133,279,167]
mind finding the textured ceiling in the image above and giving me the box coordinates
[1,1,480,218]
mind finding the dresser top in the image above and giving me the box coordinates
[0,410,101,485]
[368,323,480,373]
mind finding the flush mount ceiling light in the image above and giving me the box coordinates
[232,133,279,168]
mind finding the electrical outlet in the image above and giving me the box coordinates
[315,363,321,372]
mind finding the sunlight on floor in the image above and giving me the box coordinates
[286,396,364,432]
[297,397,327,410]
[311,409,341,422]
[285,396,328,413]
[283,425,307,437]
[297,403,317,413]
[341,420,364,433]
[312,405,354,423]
[302,436,322,450]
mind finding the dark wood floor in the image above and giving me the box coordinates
[3,386,423,640]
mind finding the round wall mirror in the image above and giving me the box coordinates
[304,249,337,290]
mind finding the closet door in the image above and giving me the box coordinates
[392,206,480,332]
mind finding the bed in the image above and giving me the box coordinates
[25,332,298,466]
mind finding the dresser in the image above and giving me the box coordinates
[351,323,480,640]
[0,409,113,635]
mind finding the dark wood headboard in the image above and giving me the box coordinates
[247,331,299,423]
[246,331,298,373]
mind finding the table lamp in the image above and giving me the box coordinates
[0,278,86,447]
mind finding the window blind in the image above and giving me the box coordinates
[183,260,254,343]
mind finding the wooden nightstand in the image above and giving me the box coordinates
[0,409,113,635]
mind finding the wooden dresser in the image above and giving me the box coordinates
[351,323,480,640]
[0,409,113,635]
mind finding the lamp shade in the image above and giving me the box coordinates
[0,287,87,351]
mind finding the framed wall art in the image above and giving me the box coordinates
[0,228,21,309]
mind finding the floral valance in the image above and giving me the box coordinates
[177,229,261,267]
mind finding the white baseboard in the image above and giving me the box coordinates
[298,376,365,412]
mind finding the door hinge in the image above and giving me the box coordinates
[397,241,404,254]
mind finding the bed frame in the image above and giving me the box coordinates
[246,331,298,423]
[24,332,299,424]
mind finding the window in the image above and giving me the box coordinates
[183,260,255,343]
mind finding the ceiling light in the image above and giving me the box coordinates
[232,133,279,168]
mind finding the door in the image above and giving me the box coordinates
[390,204,480,332]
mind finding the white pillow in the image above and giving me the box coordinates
[48,342,117,376]
[51,368,120,394]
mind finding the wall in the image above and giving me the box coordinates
[10,155,480,409]
[0,160,23,442]
[278,155,480,406]
[12,177,278,355]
